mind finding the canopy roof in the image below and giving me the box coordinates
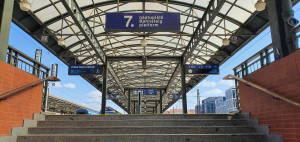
[12,0,277,112]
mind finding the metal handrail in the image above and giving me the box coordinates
[7,46,50,79]
[223,74,300,107]
[0,76,60,100]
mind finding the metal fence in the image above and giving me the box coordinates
[6,45,50,111]
[234,45,275,78]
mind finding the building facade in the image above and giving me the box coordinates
[201,97,224,113]
[215,87,238,113]
[195,105,201,114]
[215,97,226,113]
[225,87,238,113]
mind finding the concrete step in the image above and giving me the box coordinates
[28,126,256,134]
[45,114,239,121]
[37,119,248,127]
[17,134,266,142]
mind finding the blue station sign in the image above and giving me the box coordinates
[106,13,180,32]
[68,65,102,75]
[168,93,182,99]
[132,89,157,95]
[107,94,119,100]
[185,65,219,75]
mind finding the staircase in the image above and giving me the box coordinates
[14,113,281,142]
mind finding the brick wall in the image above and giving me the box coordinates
[0,61,43,136]
[239,50,300,142]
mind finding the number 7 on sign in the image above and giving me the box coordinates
[124,15,134,27]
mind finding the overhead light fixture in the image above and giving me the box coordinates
[255,0,266,11]
[140,37,147,47]
[19,0,31,11]
[222,38,230,46]
[142,69,147,76]
[57,38,65,46]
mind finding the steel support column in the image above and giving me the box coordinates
[0,0,14,62]
[181,58,187,114]
[267,0,299,59]
[127,90,131,114]
[101,64,108,114]
[160,89,163,114]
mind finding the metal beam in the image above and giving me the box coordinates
[182,0,226,63]
[61,0,124,94]
[163,0,226,109]
[107,56,181,61]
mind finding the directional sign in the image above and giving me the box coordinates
[106,13,180,32]
[185,65,219,75]
[132,89,157,95]
[68,65,102,75]
[168,94,182,99]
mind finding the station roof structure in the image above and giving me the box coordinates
[12,0,297,112]
[47,94,99,114]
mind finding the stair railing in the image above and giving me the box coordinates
[0,76,60,100]
[223,74,300,107]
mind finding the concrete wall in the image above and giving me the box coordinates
[0,61,43,136]
[239,50,300,142]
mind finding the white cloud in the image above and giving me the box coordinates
[218,80,235,87]
[197,80,217,88]
[86,91,102,102]
[63,83,76,89]
[52,82,62,87]
[203,89,222,95]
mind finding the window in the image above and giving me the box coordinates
[232,90,236,98]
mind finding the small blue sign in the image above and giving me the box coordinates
[132,89,157,95]
[68,65,102,75]
[186,64,219,75]
[106,13,180,32]
[168,94,182,99]
[187,65,219,69]
[107,94,119,100]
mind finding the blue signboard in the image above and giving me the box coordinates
[132,89,157,95]
[107,94,119,100]
[185,65,219,75]
[168,94,182,99]
[106,13,180,32]
[68,65,102,75]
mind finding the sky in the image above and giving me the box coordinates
[8,3,300,114]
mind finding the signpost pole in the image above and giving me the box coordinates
[160,89,163,114]
[133,101,136,114]
[181,58,187,114]
[117,0,119,12]
[127,90,131,114]
[101,64,108,114]
[137,92,141,114]
[155,101,158,114]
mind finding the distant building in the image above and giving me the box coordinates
[225,87,238,113]
[215,88,238,113]
[164,109,183,114]
[215,97,226,113]
[188,109,195,114]
[195,105,201,114]
[201,97,223,113]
